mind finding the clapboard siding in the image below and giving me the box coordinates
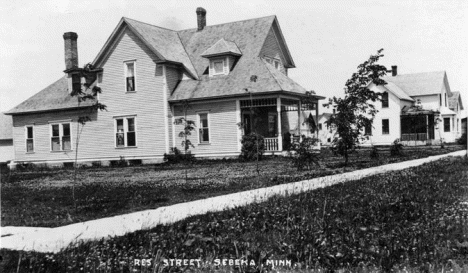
[13,27,168,163]
[0,139,14,162]
[173,100,238,155]
[259,27,286,74]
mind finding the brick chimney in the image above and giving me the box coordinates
[196,7,206,31]
[63,32,78,71]
[391,65,397,76]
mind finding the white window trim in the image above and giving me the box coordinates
[114,116,138,148]
[25,125,34,153]
[49,122,73,152]
[197,112,211,144]
[124,60,137,92]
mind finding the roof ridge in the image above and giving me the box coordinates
[386,70,446,77]
[123,17,178,32]
[178,15,276,32]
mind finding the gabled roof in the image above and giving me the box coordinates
[384,81,414,102]
[169,58,314,101]
[0,113,13,139]
[5,76,95,115]
[201,38,242,57]
[383,71,451,97]
[93,17,198,79]
[448,91,464,110]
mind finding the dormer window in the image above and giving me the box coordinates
[72,73,81,94]
[264,56,282,71]
[213,59,225,75]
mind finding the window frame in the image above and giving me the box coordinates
[444,117,450,132]
[25,125,34,153]
[381,92,389,108]
[124,60,137,92]
[382,119,390,135]
[211,59,225,75]
[49,122,72,152]
[114,116,137,148]
[364,123,372,136]
[198,112,211,144]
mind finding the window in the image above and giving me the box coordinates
[212,60,224,75]
[125,61,136,92]
[199,113,210,143]
[439,94,442,106]
[382,92,389,108]
[25,126,34,153]
[72,74,81,93]
[365,123,372,135]
[445,93,447,107]
[318,123,323,130]
[115,117,136,147]
[444,117,450,132]
[50,123,71,151]
[382,119,389,134]
[274,59,281,70]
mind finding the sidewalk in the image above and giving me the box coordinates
[1,150,466,253]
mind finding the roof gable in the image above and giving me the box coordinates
[93,17,197,79]
[201,38,242,57]
[448,91,464,110]
[383,71,450,97]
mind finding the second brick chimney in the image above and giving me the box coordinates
[391,65,398,76]
[196,7,206,31]
[63,32,79,71]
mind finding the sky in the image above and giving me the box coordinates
[1,0,467,115]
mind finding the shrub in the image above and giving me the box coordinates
[370,146,379,159]
[129,159,142,166]
[239,133,265,161]
[91,161,102,168]
[163,147,195,164]
[457,133,467,145]
[63,162,74,169]
[390,138,403,156]
[289,137,320,170]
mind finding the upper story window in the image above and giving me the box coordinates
[125,61,136,92]
[382,92,389,108]
[115,117,136,147]
[213,60,224,75]
[71,73,81,94]
[25,126,34,153]
[365,123,372,135]
[50,123,71,151]
[264,57,282,71]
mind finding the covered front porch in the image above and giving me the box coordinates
[239,96,321,151]
[400,108,438,145]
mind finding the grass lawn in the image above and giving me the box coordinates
[1,155,467,272]
[1,145,465,228]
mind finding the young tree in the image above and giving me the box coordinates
[70,63,107,209]
[326,49,388,165]
[174,100,196,181]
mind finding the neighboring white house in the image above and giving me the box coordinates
[0,113,14,163]
[367,66,464,145]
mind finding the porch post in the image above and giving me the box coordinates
[277,97,282,151]
[426,115,429,141]
[298,100,302,141]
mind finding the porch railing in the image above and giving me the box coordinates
[264,137,279,151]
[401,133,427,141]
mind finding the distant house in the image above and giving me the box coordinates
[0,114,14,163]
[4,8,324,166]
[366,66,464,145]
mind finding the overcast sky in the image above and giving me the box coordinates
[1,0,467,114]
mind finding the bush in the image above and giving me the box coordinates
[163,147,195,164]
[370,146,379,159]
[239,133,265,161]
[390,138,403,156]
[91,161,102,168]
[289,137,320,170]
[457,133,467,145]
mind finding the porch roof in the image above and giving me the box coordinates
[401,106,439,116]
